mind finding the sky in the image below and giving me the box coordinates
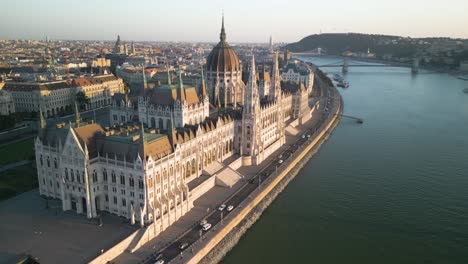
[0,0,467,43]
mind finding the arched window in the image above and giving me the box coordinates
[129,176,134,187]
[65,168,69,180]
[71,169,75,182]
[138,179,144,189]
[111,171,116,183]
[103,169,108,181]
[40,155,43,166]
[92,171,98,183]
[47,157,50,167]
[148,178,153,188]
[54,158,58,169]
[120,173,125,185]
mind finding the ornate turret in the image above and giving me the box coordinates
[142,66,147,89]
[243,55,260,116]
[200,66,208,99]
[168,112,177,148]
[166,67,172,85]
[176,70,186,103]
[270,52,281,100]
[39,108,46,138]
[74,102,81,127]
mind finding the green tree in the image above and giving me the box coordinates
[75,91,90,110]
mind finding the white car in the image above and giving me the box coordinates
[226,205,234,212]
[202,223,212,231]
[218,204,227,211]
[301,135,306,139]
[199,219,207,227]
[307,134,311,138]
[154,260,164,264]
[278,159,284,164]
[278,154,283,159]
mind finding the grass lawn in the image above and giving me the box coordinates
[0,164,38,201]
[0,138,35,165]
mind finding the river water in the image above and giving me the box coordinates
[223,57,468,264]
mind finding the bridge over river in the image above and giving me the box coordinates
[292,53,420,74]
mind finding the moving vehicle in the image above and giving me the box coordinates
[199,219,207,227]
[179,242,189,250]
[218,204,226,211]
[202,223,212,231]
[227,205,234,212]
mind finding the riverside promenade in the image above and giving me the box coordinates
[107,78,341,264]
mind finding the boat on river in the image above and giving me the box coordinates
[337,80,349,88]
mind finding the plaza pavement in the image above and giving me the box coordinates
[0,190,137,264]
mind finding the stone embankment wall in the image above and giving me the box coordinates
[183,84,343,264]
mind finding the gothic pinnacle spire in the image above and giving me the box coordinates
[140,122,146,143]
[220,12,226,42]
[74,102,81,127]
[39,108,46,130]
[166,66,171,85]
[200,66,208,98]
[177,69,186,103]
[142,66,147,89]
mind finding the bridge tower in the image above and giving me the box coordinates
[342,57,349,73]
[412,58,420,74]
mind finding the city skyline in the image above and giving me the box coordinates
[1,0,467,42]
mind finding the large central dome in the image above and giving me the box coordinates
[206,16,241,73]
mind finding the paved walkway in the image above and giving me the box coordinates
[0,190,137,264]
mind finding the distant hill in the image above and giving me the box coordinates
[285,33,420,58]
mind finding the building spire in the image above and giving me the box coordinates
[271,52,281,100]
[177,69,186,103]
[140,122,146,143]
[38,108,46,138]
[74,102,81,127]
[220,12,226,42]
[166,66,171,85]
[142,65,147,89]
[168,112,177,148]
[244,55,259,115]
[200,66,208,98]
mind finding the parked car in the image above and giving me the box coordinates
[202,223,212,231]
[199,219,207,227]
[278,159,284,164]
[301,135,306,139]
[227,205,234,212]
[179,242,189,250]
[218,204,227,211]
[154,260,164,264]
[307,134,311,138]
[278,154,283,159]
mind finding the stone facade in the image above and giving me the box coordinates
[3,75,124,117]
[36,35,312,240]
[281,59,315,95]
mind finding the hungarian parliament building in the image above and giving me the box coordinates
[34,18,316,234]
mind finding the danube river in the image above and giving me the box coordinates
[223,57,468,264]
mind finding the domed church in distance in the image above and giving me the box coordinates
[206,15,245,107]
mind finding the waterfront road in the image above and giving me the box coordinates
[136,84,340,264]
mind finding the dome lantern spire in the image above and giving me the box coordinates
[220,12,226,42]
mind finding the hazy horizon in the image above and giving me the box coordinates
[1,0,467,43]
